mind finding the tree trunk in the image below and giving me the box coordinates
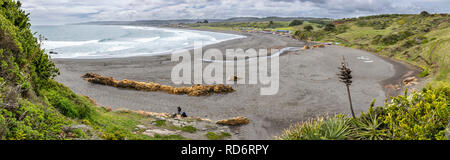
[346,85,356,118]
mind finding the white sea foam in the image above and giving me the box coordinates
[43,40,99,49]
[35,25,245,59]
[134,36,161,43]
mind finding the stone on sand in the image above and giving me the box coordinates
[216,116,249,126]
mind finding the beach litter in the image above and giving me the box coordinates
[216,116,249,126]
[82,73,235,96]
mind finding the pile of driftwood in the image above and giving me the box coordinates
[82,73,235,96]
[302,44,325,50]
[216,116,250,126]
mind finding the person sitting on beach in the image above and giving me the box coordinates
[177,106,182,115]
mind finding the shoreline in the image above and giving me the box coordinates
[52,27,420,139]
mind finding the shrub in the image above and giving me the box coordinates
[289,20,303,26]
[303,25,313,32]
[380,87,449,140]
[40,80,95,119]
[0,99,68,140]
[418,67,429,77]
[420,11,430,17]
[0,110,7,139]
[278,115,351,140]
[336,25,349,34]
[324,23,336,31]
[380,31,414,45]
[279,86,450,140]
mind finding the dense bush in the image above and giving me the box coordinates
[278,115,350,140]
[379,31,414,45]
[39,80,95,119]
[303,25,313,32]
[0,99,69,140]
[0,0,96,140]
[280,86,450,140]
[323,23,336,31]
[356,19,391,30]
[0,0,59,89]
[289,20,303,26]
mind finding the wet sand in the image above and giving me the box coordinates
[53,31,418,140]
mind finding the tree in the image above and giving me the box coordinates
[203,20,209,23]
[289,20,303,26]
[304,25,313,32]
[324,23,336,31]
[337,57,355,118]
[420,11,430,17]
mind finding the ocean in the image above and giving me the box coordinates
[31,25,244,59]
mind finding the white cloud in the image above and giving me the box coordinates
[19,0,450,25]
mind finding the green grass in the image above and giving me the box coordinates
[205,131,231,140]
[154,120,166,127]
[175,125,197,133]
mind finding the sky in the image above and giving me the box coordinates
[19,0,450,25]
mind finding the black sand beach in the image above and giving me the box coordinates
[53,31,419,139]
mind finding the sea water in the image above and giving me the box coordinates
[31,25,244,59]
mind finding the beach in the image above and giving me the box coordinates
[53,30,419,140]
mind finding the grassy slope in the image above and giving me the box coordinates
[279,14,450,140]
[313,14,449,85]
[0,0,185,140]
[189,14,448,85]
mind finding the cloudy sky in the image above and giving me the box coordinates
[20,0,450,25]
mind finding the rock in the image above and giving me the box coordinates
[102,106,112,112]
[142,129,178,137]
[172,122,183,127]
[136,125,147,130]
[63,124,92,133]
[302,45,310,50]
[156,117,166,121]
[216,116,250,126]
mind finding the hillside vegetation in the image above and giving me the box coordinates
[293,13,449,85]
[0,0,196,140]
[187,19,331,32]
[281,13,450,140]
